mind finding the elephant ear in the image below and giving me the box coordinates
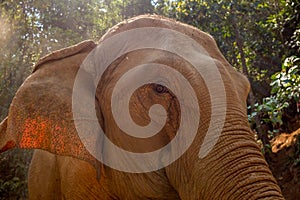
[0,40,98,165]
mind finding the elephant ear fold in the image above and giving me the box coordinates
[33,40,96,72]
[0,40,99,167]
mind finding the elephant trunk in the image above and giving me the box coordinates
[166,124,284,199]
[203,131,284,199]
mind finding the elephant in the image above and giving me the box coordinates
[0,15,284,199]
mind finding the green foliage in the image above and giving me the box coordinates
[271,56,300,103]
[248,56,300,137]
[0,149,33,199]
[267,0,300,55]
[154,0,284,98]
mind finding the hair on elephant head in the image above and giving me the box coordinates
[0,15,284,200]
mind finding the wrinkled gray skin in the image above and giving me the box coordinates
[0,15,284,200]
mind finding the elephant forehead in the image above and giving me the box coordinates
[101,15,222,63]
[99,15,249,103]
[96,49,205,98]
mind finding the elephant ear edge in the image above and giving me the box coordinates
[0,117,15,153]
[0,40,97,155]
[33,40,97,73]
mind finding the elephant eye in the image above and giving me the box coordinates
[153,84,168,94]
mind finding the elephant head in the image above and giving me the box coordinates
[0,15,284,199]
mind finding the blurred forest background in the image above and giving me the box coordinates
[0,0,299,199]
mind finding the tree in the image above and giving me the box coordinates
[154,0,284,99]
